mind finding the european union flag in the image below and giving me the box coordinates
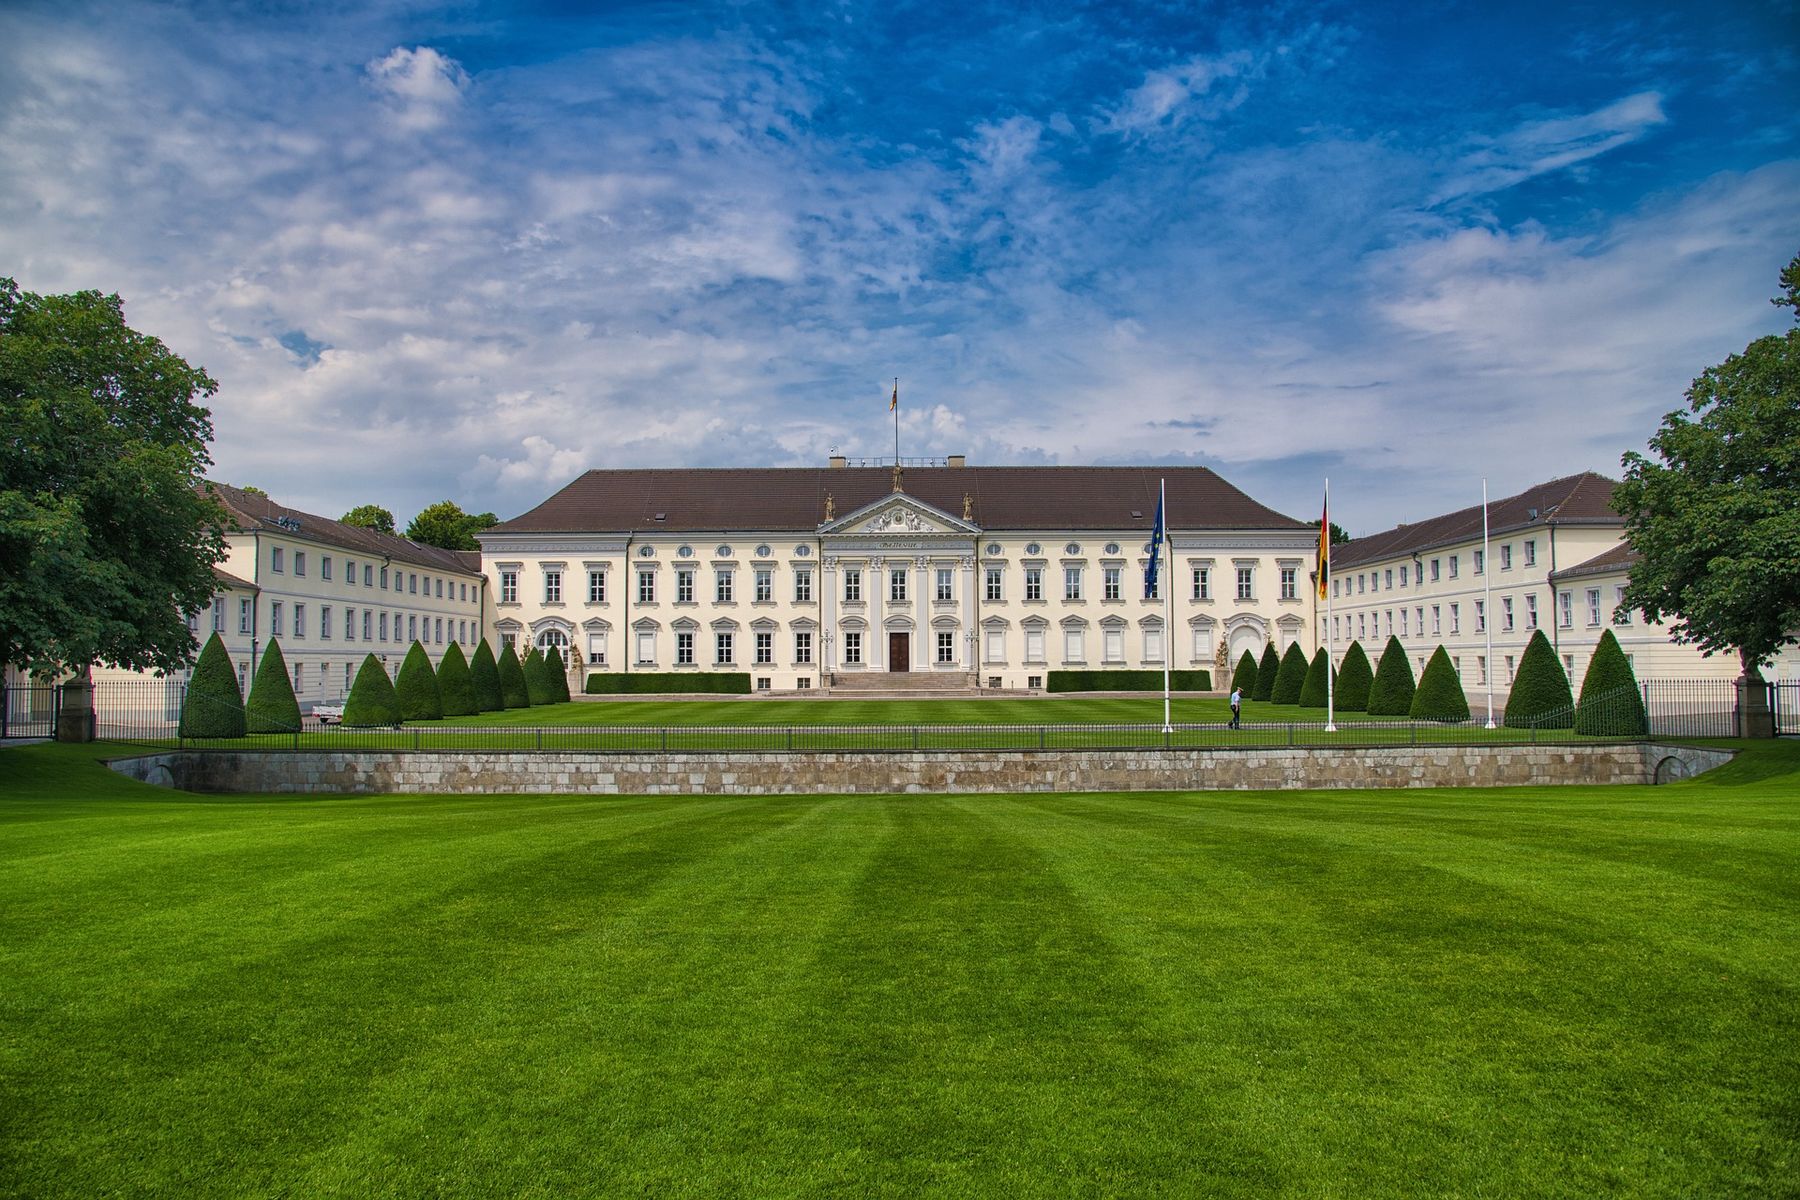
[1143,488,1165,599]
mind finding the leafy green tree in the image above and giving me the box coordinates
[1575,630,1650,736]
[245,639,301,733]
[1,279,226,678]
[1232,649,1258,696]
[437,642,477,717]
[496,642,530,708]
[339,504,396,535]
[545,647,572,703]
[469,639,503,711]
[1614,251,1800,679]
[395,642,443,721]
[178,633,245,738]
[1252,642,1281,702]
[1298,647,1333,708]
[522,646,555,705]
[1367,636,1417,715]
[343,654,401,726]
[405,501,499,552]
[1410,647,1470,721]
[1270,642,1308,705]
[1503,630,1574,728]
[1335,641,1374,712]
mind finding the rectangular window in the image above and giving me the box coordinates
[889,568,907,603]
[1193,568,1210,600]
[1431,604,1441,635]
[1560,591,1573,627]
[843,568,861,602]
[1146,572,1160,600]
[756,569,773,603]
[294,552,306,577]
[1449,603,1459,634]
[293,663,303,692]
[321,605,332,639]
[321,556,332,581]
[1474,549,1485,575]
[1449,555,1460,579]
[1478,655,1488,684]
[1024,567,1043,601]
[1399,567,1408,589]
[936,568,954,602]
[407,614,416,642]
[363,611,372,640]
[211,597,226,632]
[588,571,605,603]
[187,610,200,636]
[676,569,694,603]
[638,570,655,604]
[1358,574,1366,594]
[408,573,416,594]
[937,631,956,663]
[544,570,562,604]
[345,662,353,691]
[500,571,518,603]
[587,632,607,664]
[1415,606,1424,635]
[435,618,443,644]
[364,564,374,587]
[985,629,1004,662]
[1384,568,1393,590]
[238,599,252,634]
[794,569,812,603]
[1025,628,1045,662]
[1525,594,1538,629]
[716,570,734,603]
[1431,558,1441,581]
[1587,588,1601,626]
[1063,628,1084,662]
[755,632,773,664]
[1500,544,1512,571]
[345,608,355,640]
[378,612,388,641]
[379,566,389,589]
[1357,613,1365,639]
[271,547,284,573]
[294,603,306,639]
[1144,628,1163,663]
[1475,600,1486,632]
[986,567,1003,602]
[1613,586,1630,625]
[1104,566,1122,600]
[716,632,733,664]
[1236,567,1253,600]
[436,579,443,599]
[1505,655,1515,684]
[346,559,355,585]
[1104,628,1124,663]
[794,631,813,664]
[1524,540,1536,567]
[1400,609,1408,636]
[1281,567,1298,600]
[1563,653,1575,676]
[1064,567,1082,601]
[676,632,695,665]
[636,631,655,664]
[843,631,862,665]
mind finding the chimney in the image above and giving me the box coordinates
[829,454,847,469]
[946,454,966,468]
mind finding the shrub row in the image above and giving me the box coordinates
[1047,670,1212,693]
[586,672,754,695]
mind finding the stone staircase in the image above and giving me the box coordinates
[825,671,988,698]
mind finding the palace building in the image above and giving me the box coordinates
[477,458,1320,692]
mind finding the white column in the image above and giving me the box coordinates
[961,555,977,670]
[868,557,884,669]
[915,556,930,667]
[823,557,838,670]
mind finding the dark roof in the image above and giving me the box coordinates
[486,466,1309,535]
[205,483,482,576]
[211,566,258,592]
[1551,542,1641,582]
[1334,473,1621,569]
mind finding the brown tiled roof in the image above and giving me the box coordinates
[486,466,1309,535]
[211,566,258,592]
[1334,473,1621,569]
[205,483,482,576]
[1551,542,1640,582]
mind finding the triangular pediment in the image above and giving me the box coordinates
[819,492,979,536]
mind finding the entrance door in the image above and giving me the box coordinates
[888,633,910,672]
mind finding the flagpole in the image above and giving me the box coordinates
[1483,477,1495,729]
[1161,476,1172,734]
[1324,477,1336,733]
[893,377,900,464]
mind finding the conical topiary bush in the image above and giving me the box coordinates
[179,632,246,738]
[1298,647,1333,708]
[1232,649,1259,696]
[1410,646,1470,721]
[1503,629,1574,728]
[395,641,443,721]
[1575,629,1649,736]
[1367,636,1417,716]
[496,641,530,709]
[343,653,401,727]
[469,639,503,712]
[438,642,477,718]
[1335,641,1373,712]
[1252,642,1281,702]
[522,646,555,706]
[545,647,572,703]
[1270,642,1309,705]
[245,638,301,733]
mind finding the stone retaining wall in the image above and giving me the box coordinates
[108,743,1734,796]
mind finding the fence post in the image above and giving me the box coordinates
[1164,725,1171,750]
[535,728,543,752]
[1287,723,1294,746]
[1,685,7,740]
[661,727,668,752]
[1039,725,1047,750]
[1530,719,1537,744]
[1410,722,1417,746]
[787,726,794,752]
[912,726,920,751]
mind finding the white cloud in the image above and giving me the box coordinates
[1434,91,1668,203]
[365,46,469,132]
[1096,51,1258,136]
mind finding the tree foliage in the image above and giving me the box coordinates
[245,639,301,733]
[339,505,396,535]
[405,501,499,552]
[1410,646,1470,722]
[1367,636,1417,715]
[395,642,443,721]
[437,642,477,718]
[0,279,227,676]
[1252,642,1281,702]
[496,642,530,708]
[1270,642,1309,705]
[469,639,503,712]
[1503,630,1574,728]
[343,655,401,727]
[178,633,244,738]
[1575,629,1650,736]
[1335,641,1374,712]
[1232,649,1258,696]
[522,646,556,706]
[544,647,572,703]
[1614,251,1800,677]
[1298,647,1333,708]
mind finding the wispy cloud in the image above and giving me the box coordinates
[1434,91,1669,202]
[1095,50,1259,137]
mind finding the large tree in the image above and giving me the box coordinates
[1614,252,1800,678]
[340,504,396,535]
[0,279,226,677]
[405,500,498,551]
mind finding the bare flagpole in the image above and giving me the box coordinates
[1162,476,1172,734]
[1483,477,1496,728]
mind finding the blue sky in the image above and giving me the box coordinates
[2,0,1796,534]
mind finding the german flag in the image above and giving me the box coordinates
[1317,489,1331,599]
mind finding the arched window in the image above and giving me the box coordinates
[535,629,569,651]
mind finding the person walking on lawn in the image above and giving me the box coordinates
[1229,685,1242,729]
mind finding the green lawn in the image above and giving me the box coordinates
[3,740,1797,1197]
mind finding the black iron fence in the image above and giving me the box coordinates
[1776,682,1800,736]
[1,685,59,739]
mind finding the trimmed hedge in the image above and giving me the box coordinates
[496,642,530,708]
[1503,629,1573,728]
[437,643,477,717]
[1232,649,1259,695]
[395,642,443,721]
[179,632,245,738]
[1410,646,1470,721]
[469,640,503,712]
[1048,670,1212,693]
[1367,636,1417,715]
[1335,641,1373,711]
[522,646,556,706]
[343,654,401,727]
[245,639,301,733]
[1575,629,1649,736]
[1298,647,1333,708]
[1252,642,1281,702]
[1269,642,1309,705]
[585,672,754,695]
[545,648,573,703]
